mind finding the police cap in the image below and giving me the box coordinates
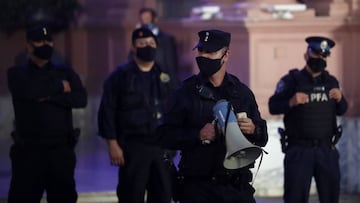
[26,25,53,42]
[306,36,335,57]
[193,29,231,52]
[132,27,157,44]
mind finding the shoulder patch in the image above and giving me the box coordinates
[275,80,286,94]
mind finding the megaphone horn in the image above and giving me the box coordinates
[213,100,263,169]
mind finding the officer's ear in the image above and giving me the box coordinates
[131,43,137,53]
[224,49,230,62]
[26,41,34,53]
[304,51,308,61]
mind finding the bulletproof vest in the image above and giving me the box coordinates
[116,67,171,140]
[284,71,336,140]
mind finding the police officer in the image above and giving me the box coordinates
[7,24,87,203]
[268,36,348,203]
[159,29,268,203]
[137,7,179,76]
[98,27,177,203]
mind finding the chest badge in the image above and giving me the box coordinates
[160,72,170,83]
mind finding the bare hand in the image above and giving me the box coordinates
[238,117,255,135]
[329,88,342,102]
[199,123,216,142]
[62,80,71,93]
[289,92,309,107]
[107,139,125,166]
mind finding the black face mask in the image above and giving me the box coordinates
[307,57,327,73]
[32,44,54,60]
[136,46,156,62]
[196,51,227,77]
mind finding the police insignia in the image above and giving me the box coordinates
[275,80,285,93]
[43,27,48,35]
[204,32,209,42]
[320,40,328,52]
[160,72,170,83]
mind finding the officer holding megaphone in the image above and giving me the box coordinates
[159,29,268,203]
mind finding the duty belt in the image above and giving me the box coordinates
[184,171,252,185]
[288,137,332,148]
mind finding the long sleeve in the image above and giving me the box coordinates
[158,88,201,150]
[336,96,348,115]
[98,74,119,140]
[7,66,63,102]
[49,68,87,108]
[333,79,348,115]
[268,75,295,115]
[246,91,268,147]
[7,63,87,136]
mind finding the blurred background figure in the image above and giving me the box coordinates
[135,7,179,78]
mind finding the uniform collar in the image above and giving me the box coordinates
[130,59,162,75]
[301,67,329,83]
[28,59,52,71]
[197,72,236,88]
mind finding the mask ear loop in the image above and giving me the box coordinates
[219,48,229,66]
[221,48,228,59]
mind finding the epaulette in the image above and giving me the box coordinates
[288,68,301,84]
[182,75,198,87]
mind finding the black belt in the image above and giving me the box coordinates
[12,132,69,146]
[288,138,332,147]
[184,172,252,185]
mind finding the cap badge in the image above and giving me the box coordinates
[42,27,47,36]
[139,31,143,37]
[204,32,209,42]
[320,40,328,52]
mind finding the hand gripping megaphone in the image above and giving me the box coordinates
[213,100,263,169]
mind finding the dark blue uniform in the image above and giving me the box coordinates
[269,68,348,203]
[98,60,177,203]
[159,73,268,203]
[7,60,87,203]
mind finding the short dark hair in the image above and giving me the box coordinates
[139,7,157,20]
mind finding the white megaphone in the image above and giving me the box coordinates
[213,100,263,169]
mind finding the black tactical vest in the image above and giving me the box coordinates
[115,64,172,142]
[284,70,336,140]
